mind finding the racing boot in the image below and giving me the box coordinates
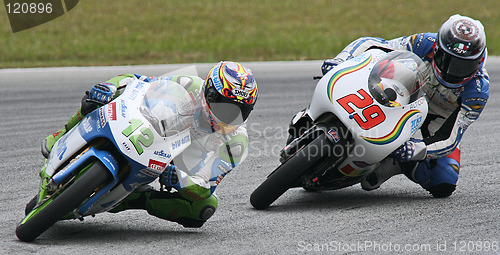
[361,158,402,191]
[41,108,85,158]
[109,185,217,228]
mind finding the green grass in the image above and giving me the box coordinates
[1,0,499,68]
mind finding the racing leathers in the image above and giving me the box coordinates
[43,74,249,227]
[322,34,489,197]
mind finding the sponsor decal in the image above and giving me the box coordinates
[215,174,224,185]
[453,43,468,54]
[140,168,161,178]
[172,134,190,150]
[410,115,423,134]
[181,188,204,201]
[129,89,140,101]
[107,102,117,121]
[232,88,249,98]
[99,108,107,128]
[154,150,172,159]
[217,163,231,174]
[211,65,222,90]
[465,97,487,103]
[148,159,167,172]
[409,97,426,110]
[465,111,480,120]
[57,145,67,160]
[120,99,128,118]
[128,82,145,101]
[327,129,340,143]
[135,82,145,90]
[82,117,92,134]
[121,141,131,152]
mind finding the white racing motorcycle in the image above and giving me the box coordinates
[250,49,430,209]
[17,78,196,242]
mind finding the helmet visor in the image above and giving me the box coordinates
[205,86,253,126]
[434,47,482,84]
[208,101,252,125]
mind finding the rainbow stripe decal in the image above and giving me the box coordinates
[327,55,372,104]
[361,110,420,145]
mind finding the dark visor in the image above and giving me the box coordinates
[434,48,482,84]
[205,86,253,125]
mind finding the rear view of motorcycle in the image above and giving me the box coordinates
[16,79,194,242]
[250,50,430,209]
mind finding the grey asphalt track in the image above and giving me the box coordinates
[1,60,499,254]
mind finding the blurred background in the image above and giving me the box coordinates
[1,0,498,68]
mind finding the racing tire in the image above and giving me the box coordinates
[24,195,38,216]
[250,133,342,209]
[16,161,110,242]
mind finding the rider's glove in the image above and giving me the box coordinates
[81,82,117,115]
[390,139,427,163]
[88,82,117,105]
[321,58,344,75]
[160,164,187,191]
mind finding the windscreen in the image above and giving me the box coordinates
[140,79,195,137]
[368,51,429,107]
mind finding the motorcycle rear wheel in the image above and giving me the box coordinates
[250,133,343,209]
[16,161,110,242]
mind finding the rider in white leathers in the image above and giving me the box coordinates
[316,14,489,197]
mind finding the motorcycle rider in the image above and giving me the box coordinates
[41,61,258,227]
[317,14,489,197]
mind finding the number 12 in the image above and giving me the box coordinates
[122,119,154,155]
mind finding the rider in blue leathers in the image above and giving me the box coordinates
[319,14,489,197]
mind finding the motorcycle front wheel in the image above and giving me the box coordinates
[250,133,345,209]
[16,161,111,242]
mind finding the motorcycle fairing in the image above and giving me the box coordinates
[307,50,428,176]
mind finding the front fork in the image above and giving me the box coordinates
[281,113,354,189]
[34,147,120,215]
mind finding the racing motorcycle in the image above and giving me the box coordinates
[250,49,430,209]
[16,78,195,242]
